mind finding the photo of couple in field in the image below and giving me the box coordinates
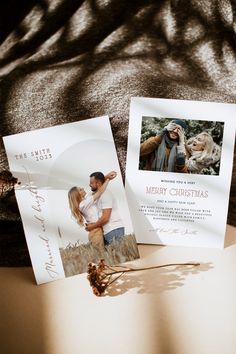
[60,169,139,277]
[139,117,223,176]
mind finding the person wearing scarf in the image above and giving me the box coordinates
[140,119,188,173]
[185,132,221,174]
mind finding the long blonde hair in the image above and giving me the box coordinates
[186,132,217,162]
[68,187,84,226]
[185,131,221,176]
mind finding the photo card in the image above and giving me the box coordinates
[3,116,139,284]
[126,97,236,249]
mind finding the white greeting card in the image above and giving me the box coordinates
[3,116,139,284]
[126,97,236,249]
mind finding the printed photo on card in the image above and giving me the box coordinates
[126,97,236,249]
[3,116,139,284]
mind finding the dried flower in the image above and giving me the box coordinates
[0,170,20,199]
[87,260,111,296]
[87,259,200,296]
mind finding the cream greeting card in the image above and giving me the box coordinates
[3,116,139,284]
[126,98,235,248]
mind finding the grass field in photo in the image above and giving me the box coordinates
[60,233,139,277]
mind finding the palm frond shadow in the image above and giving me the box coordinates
[0,0,236,232]
[2,0,236,133]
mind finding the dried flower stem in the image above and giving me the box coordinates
[104,262,200,276]
[87,260,200,296]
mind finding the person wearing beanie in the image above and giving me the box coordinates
[140,119,188,173]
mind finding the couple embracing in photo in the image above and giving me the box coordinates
[140,119,222,175]
[68,171,124,253]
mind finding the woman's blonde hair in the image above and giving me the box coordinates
[186,132,219,163]
[68,187,84,226]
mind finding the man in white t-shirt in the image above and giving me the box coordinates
[85,172,125,245]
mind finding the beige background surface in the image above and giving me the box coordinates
[0,225,236,354]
